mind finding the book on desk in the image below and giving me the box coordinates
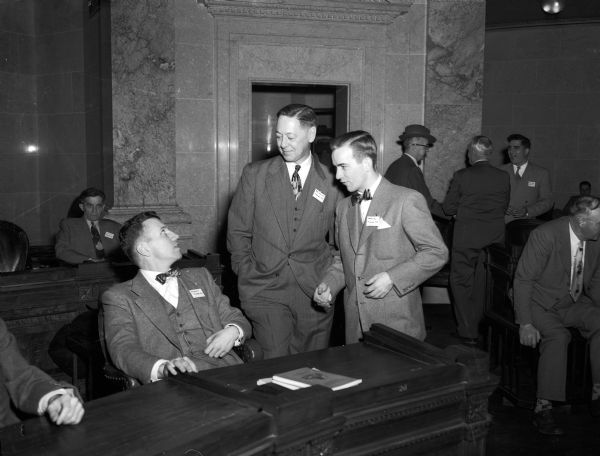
[269,367,362,391]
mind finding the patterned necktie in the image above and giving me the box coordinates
[570,241,584,302]
[291,165,302,199]
[90,223,105,259]
[351,189,372,206]
[156,268,181,285]
[514,165,521,180]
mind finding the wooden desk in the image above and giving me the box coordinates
[0,253,222,371]
[0,325,496,455]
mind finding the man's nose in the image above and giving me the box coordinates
[335,168,342,180]
[167,230,179,241]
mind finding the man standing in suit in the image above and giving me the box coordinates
[227,104,341,359]
[384,124,446,219]
[515,195,600,435]
[501,134,553,223]
[442,136,510,344]
[55,187,122,264]
[1,317,84,428]
[102,212,251,384]
[314,131,448,343]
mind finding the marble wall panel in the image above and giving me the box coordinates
[112,0,177,207]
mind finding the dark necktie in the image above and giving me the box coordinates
[570,242,584,302]
[514,165,521,180]
[291,165,302,199]
[351,189,372,206]
[90,224,105,259]
[156,268,181,285]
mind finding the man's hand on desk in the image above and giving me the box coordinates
[505,206,527,218]
[205,326,239,358]
[159,356,198,379]
[519,323,540,348]
[46,391,85,426]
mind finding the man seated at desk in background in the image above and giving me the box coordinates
[1,317,84,428]
[102,212,251,384]
[314,130,448,343]
[55,187,122,264]
[514,195,600,435]
[501,134,553,223]
[563,180,592,215]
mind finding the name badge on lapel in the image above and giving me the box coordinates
[190,288,205,298]
[312,188,325,203]
[104,232,115,239]
[366,216,380,227]
[528,181,536,187]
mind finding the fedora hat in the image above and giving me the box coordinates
[399,124,436,145]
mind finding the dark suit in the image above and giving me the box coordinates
[0,317,74,428]
[102,268,251,384]
[501,161,553,223]
[227,154,341,358]
[514,217,600,401]
[443,160,510,338]
[55,217,122,264]
[321,178,448,343]
[384,153,446,219]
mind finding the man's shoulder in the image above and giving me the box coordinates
[526,161,550,175]
[100,218,121,229]
[381,178,423,200]
[387,154,414,171]
[59,217,84,228]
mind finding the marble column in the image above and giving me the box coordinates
[424,0,486,202]
[109,0,192,248]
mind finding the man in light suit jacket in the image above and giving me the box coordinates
[1,317,84,428]
[443,136,510,344]
[501,134,553,223]
[315,131,448,343]
[102,212,251,384]
[514,196,600,435]
[384,124,447,220]
[227,104,341,359]
[55,187,122,264]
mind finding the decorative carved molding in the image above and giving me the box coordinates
[202,0,411,24]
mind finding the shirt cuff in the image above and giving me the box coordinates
[150,359,169,382]
[37,388,70,415]
[225,324,244,346]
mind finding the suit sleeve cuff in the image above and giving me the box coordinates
[37,389,70,415]
[151,359,169,382]
[225,324,243,346]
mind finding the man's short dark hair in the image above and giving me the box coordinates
[119,211,160,262]
[78,187,105,204]
[330,130,378,169]
[571,195,600,216]
[507,133,531,149]
[276,104,317,129]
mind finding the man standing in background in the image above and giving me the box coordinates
[227,104,341,359]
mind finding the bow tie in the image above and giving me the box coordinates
[351,189,372,206]
[155,268,180,284]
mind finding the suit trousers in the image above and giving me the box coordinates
[450,247,487,339]
[241,265,333,359]
[532,299,600,401]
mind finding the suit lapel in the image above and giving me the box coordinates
[265,158,291,248]
[295,157,328,240]
[358,179,391,249]
[345,199,360,253]
[131,272,181,350]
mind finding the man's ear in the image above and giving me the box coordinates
[135,241,150,258]
[78,202,84,212]
[308,126,317,143]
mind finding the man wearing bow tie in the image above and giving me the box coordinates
[314,131,448,343]
[102,212,251,384]
[227,104,341,358]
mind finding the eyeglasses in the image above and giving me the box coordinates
[410,143,431,149]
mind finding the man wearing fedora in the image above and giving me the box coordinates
[385,124,446,220]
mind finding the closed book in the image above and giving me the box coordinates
[272,367,362,391]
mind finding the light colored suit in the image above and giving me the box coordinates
[55,217,122,264]
[321,178,448,343]
[227,154,341,357]
[501,161,553,223]
[102,268,251,384]
[514,217,600,400]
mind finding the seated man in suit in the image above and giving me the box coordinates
[515,195,600,435]
[55,187,122,264]
[501,133,553,223]
[102,211,251,384]
[1,317,84,428]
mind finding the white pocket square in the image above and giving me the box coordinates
[377,218,391,230]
